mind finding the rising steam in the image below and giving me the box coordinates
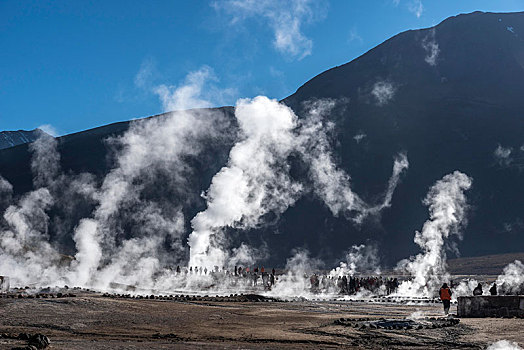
[188,97,409,270]
[1,91,408,295]
[188,96,303,269]
[496,260,524,295]
[396,171,472,297]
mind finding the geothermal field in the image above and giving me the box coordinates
[2,4,524,350]
[0,98,523,349]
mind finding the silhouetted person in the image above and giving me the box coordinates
[489,283,497,296]
[342,275,348,294]
[473,283,483,296]
[439,283,452,315]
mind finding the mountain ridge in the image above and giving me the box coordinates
[1,11,524,267]
[0,129,48,150]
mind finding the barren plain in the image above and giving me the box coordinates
[1,290,523,349]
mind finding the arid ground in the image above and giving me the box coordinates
[1,290,523,349]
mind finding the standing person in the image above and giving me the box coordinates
[473,283,483,296]
[439,283,452,315]
[489,283,497,296]
[341,275,348,294]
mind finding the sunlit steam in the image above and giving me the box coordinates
[396,171,472,297]
[188,96,303,269]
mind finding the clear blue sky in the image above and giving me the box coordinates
[1,0,523,136]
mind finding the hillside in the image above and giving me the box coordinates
[0,129,45,150]
[1,11,524,268]
[447,252,524,275]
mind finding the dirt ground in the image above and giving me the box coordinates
[0,292,523,349]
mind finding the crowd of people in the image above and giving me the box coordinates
[174,265,277,290]
[173,265,403,295]
[310,274,400,295]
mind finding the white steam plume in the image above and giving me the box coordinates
[495,260,524,295]
[0,188,63,286]
[0,175,13,209]
[188,97,408,273]
[135,63,236,112]
[353,132,366,143]
[268,248,321,298]
[422,29,439,66]
[0,130,101,287]
[68,107,226,288]
[330,244,381,277]
[2,80,409,294]
[371,81,396,106]
[364,152,409,218]
[494,144,513,167]
[396,171,472,297]
[299,100,408,222]
[154,66,215,111]
[298,100,367,217]
[188,96,303,268]
[487,340,523,350]
[29,132,60,189]
[37,124,59,137]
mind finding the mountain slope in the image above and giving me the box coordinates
[0,129,46,150]
[1,11,524,267]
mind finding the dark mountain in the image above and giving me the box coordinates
[1,11,524,267]
[0,129,46,150]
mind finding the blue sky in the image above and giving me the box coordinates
[1,0,523,136]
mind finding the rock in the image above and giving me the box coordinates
[28,334,50,349]
[18,333,29,340]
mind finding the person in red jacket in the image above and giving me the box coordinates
[439,283,452,315]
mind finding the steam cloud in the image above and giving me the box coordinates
[69,106,230,288]
[188,96,303,269]
[396,171,472,296]
[331,244,381,277]
[487,340,523,350]
[353,132,366,143]
[496,260,524,295]
[371,81,396,106]
[1,83,409,295]
[422,29,439,66]
[188,97,408,271]
[29,131,60,189]
[494,144,513,166]
[268,248,322,298]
